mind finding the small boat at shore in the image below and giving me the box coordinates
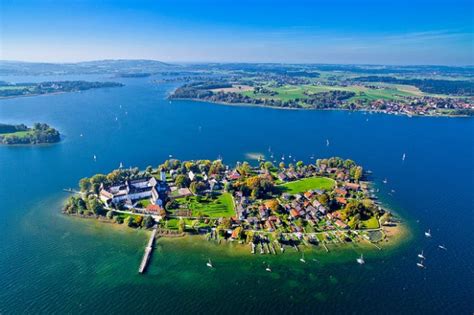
[300,253,306,263]
[265,264,272,272]
[357,254,365,265]
[206,259,213,268]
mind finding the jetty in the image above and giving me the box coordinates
[138,226,158,274]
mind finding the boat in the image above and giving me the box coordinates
[265,264,272,272]
[80,133,83,137]
[357,254,365,265]
[383,178,388,184]
[438,245,447,250]
[299,253,306,263]
[425,229,432,238]
[402,153,406,161]
[93,154,97,161]
[281,155,285,161]
[417,250,425,259]
[326,139,330,146]
[417,261,425,268]
[115,116,118,121]
[119,162,123,168]
[206,259,213,268]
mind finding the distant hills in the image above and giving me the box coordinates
[0,59,177,75]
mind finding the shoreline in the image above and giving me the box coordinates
[64,211,410,257]
[170,97,472,118]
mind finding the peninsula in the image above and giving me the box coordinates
[0,123,60,145]
[0,80,123,99]
[64,157,400,252]
[167,64,474,117]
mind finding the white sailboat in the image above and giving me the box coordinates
[417,261,425,268]
[417,250,425,259]
[300,253,306,263]
[425,229,432,238]
[93,154,97,161]
[383,178,388,184]
[265,264,272,272]
[119,162,123,169]
[206,259,213,268]
[438,245,447,250]
[326,139,330,146]
[357,254,365,265]
[402,153,406,161]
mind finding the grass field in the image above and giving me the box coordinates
[361,216,380,229]
[279,177,336,194]
[176,192,235,218]
[238,81,431,105]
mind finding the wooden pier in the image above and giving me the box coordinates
[138,226,158,274]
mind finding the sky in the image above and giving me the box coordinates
[1,0,473,65]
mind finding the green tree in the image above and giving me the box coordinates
[178,218,185,233]
[353,166,363,182]
[279,162,285,169]
[143,215,155,229]
[124,216,135,227]
[296,161,304,169]
[87,197,104,215]
[264,161,274,170]
[175,174,189,188]
[79,177,91,192]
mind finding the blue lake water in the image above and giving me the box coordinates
[0,75,473,314]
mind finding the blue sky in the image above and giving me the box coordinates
[1,0,473,65]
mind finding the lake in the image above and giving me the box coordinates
[0,75,472,314]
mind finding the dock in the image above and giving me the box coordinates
[138,226,158,274]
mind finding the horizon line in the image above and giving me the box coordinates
[1,59,473,68]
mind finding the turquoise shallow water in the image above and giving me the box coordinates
[0,75,473,314]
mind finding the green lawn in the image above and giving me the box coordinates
[239,83,423,104]
[136,199,151,208]
[361,216,380,229]
[279,177,335,194]
[176,192,235,218]
[0,130,33,137]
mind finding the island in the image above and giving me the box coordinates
[0,80,124,99]
[0,123,60,145]
[64,156,401,255]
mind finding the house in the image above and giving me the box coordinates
[227,170,241,180]
[335,219,349,229]
[278,173,288,181]
[336,197,347,205]
[304,191,313,200]
[188,170,195,181]
[345,182,360,191]
[335,188,348,196]
[146,204,162,213]
[290,209,300,218]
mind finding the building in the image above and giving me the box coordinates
[99,177,167,206]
